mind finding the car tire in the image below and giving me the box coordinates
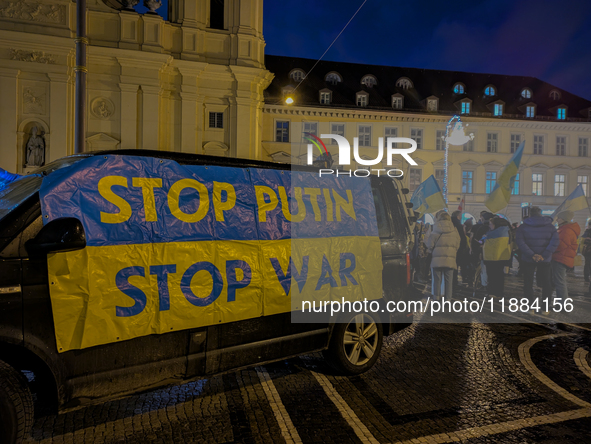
[0,360,34,444]
[323,313,383,375]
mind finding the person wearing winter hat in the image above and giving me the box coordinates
[425,212,461,300]
[516,207,559,301]
[551,210,580,299]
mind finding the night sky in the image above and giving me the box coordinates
[264,0,591,101]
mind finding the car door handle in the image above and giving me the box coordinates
[0,285,21,294]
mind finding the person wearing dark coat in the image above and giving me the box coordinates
[515,206,560,301]
[472,211,494,290]
[451,210,468,287]
[581,222,591,282]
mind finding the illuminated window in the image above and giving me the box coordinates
[532,173,543,195]
[579,138,589,157]
[427,99,438,111]
[521,88,532,99]
[396,77,413,90]
[557,107,566,120]
[409,168,422,192]
[494,103,503,116]
[325,72,342,85]
[486,171,497,194]
[331,123,345,145]
[487,133,498,153]
[511,173,520,195]
[435,169,445,190]
[462,171,473,194]
[533,135,544,154]
[289,69,306,82]
[556,136,566,156]
[361,75,377,87]
[436,130,445,150]
[320,91,331,105]
[461,101,470,114]
[275,120,289,142]
[510,134,521,153]
[302,122,318,140]
[356,93,368,107]
[578,176,588,196]
[464,138,474,152]
[392,96,403,109]
[358,125,372,147]
[554,174,565,197]
[209,112,223,128]
[410,128,423,149]
[484,85,496,96]
[385,127,398,147]
[453,83,465,94]
[526,105,535,118]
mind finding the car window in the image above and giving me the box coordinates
[372,183,391,238]
[0,155,89,223]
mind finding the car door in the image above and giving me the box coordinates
[18,198,194,408]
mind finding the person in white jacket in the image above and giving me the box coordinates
[425,212,461,299]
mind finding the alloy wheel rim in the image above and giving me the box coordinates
[342,314,378,366]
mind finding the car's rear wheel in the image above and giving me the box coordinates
[323,313,383,375]
[0,360,34,444]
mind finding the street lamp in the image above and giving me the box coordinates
[442,115,473,203]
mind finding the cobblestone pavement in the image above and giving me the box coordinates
[24,269,591,444]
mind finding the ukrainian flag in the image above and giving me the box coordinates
[552,184,589,219]
[411,175,447,217]
[484,140,524,213]
[483,226,511,261]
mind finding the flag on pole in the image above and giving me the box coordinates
[410,175,447,217]
[551,184,589,219]
[484,140,525,213]
[458,196,465,213]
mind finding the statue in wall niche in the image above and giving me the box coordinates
[144,0,162,13]
[26,127,45,167]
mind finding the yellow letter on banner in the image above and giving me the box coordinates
[168,178,210,223]
[304,188,322,221]
[213,182,236,222]
[279,186,306,222]
[323,188,334,222]
[333,189,356,221]
[98,176,132,224]
[132,178,163,222]
[255,186,278,222]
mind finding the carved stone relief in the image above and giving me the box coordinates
[0,1,66,24]
[10,49,56,64]
[23,88,46,115]
[90,97,115,119]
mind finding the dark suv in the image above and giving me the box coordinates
[0,150,414,443]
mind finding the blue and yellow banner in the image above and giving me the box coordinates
[410,175,447,217]
[39,155,382,351]
[552,184,589,219]
[484,141,524,213]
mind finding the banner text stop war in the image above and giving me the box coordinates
[39,155,382,351]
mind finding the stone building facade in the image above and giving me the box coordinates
[262,56,591,225]
[0,0,272,172]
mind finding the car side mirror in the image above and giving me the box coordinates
[25,217,86,256]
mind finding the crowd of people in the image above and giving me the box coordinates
[410,207,591,301]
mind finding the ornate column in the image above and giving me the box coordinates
[0,68,20,172]
[141,84,160,150]
[48,71,70,161]
[119,83,139,149]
